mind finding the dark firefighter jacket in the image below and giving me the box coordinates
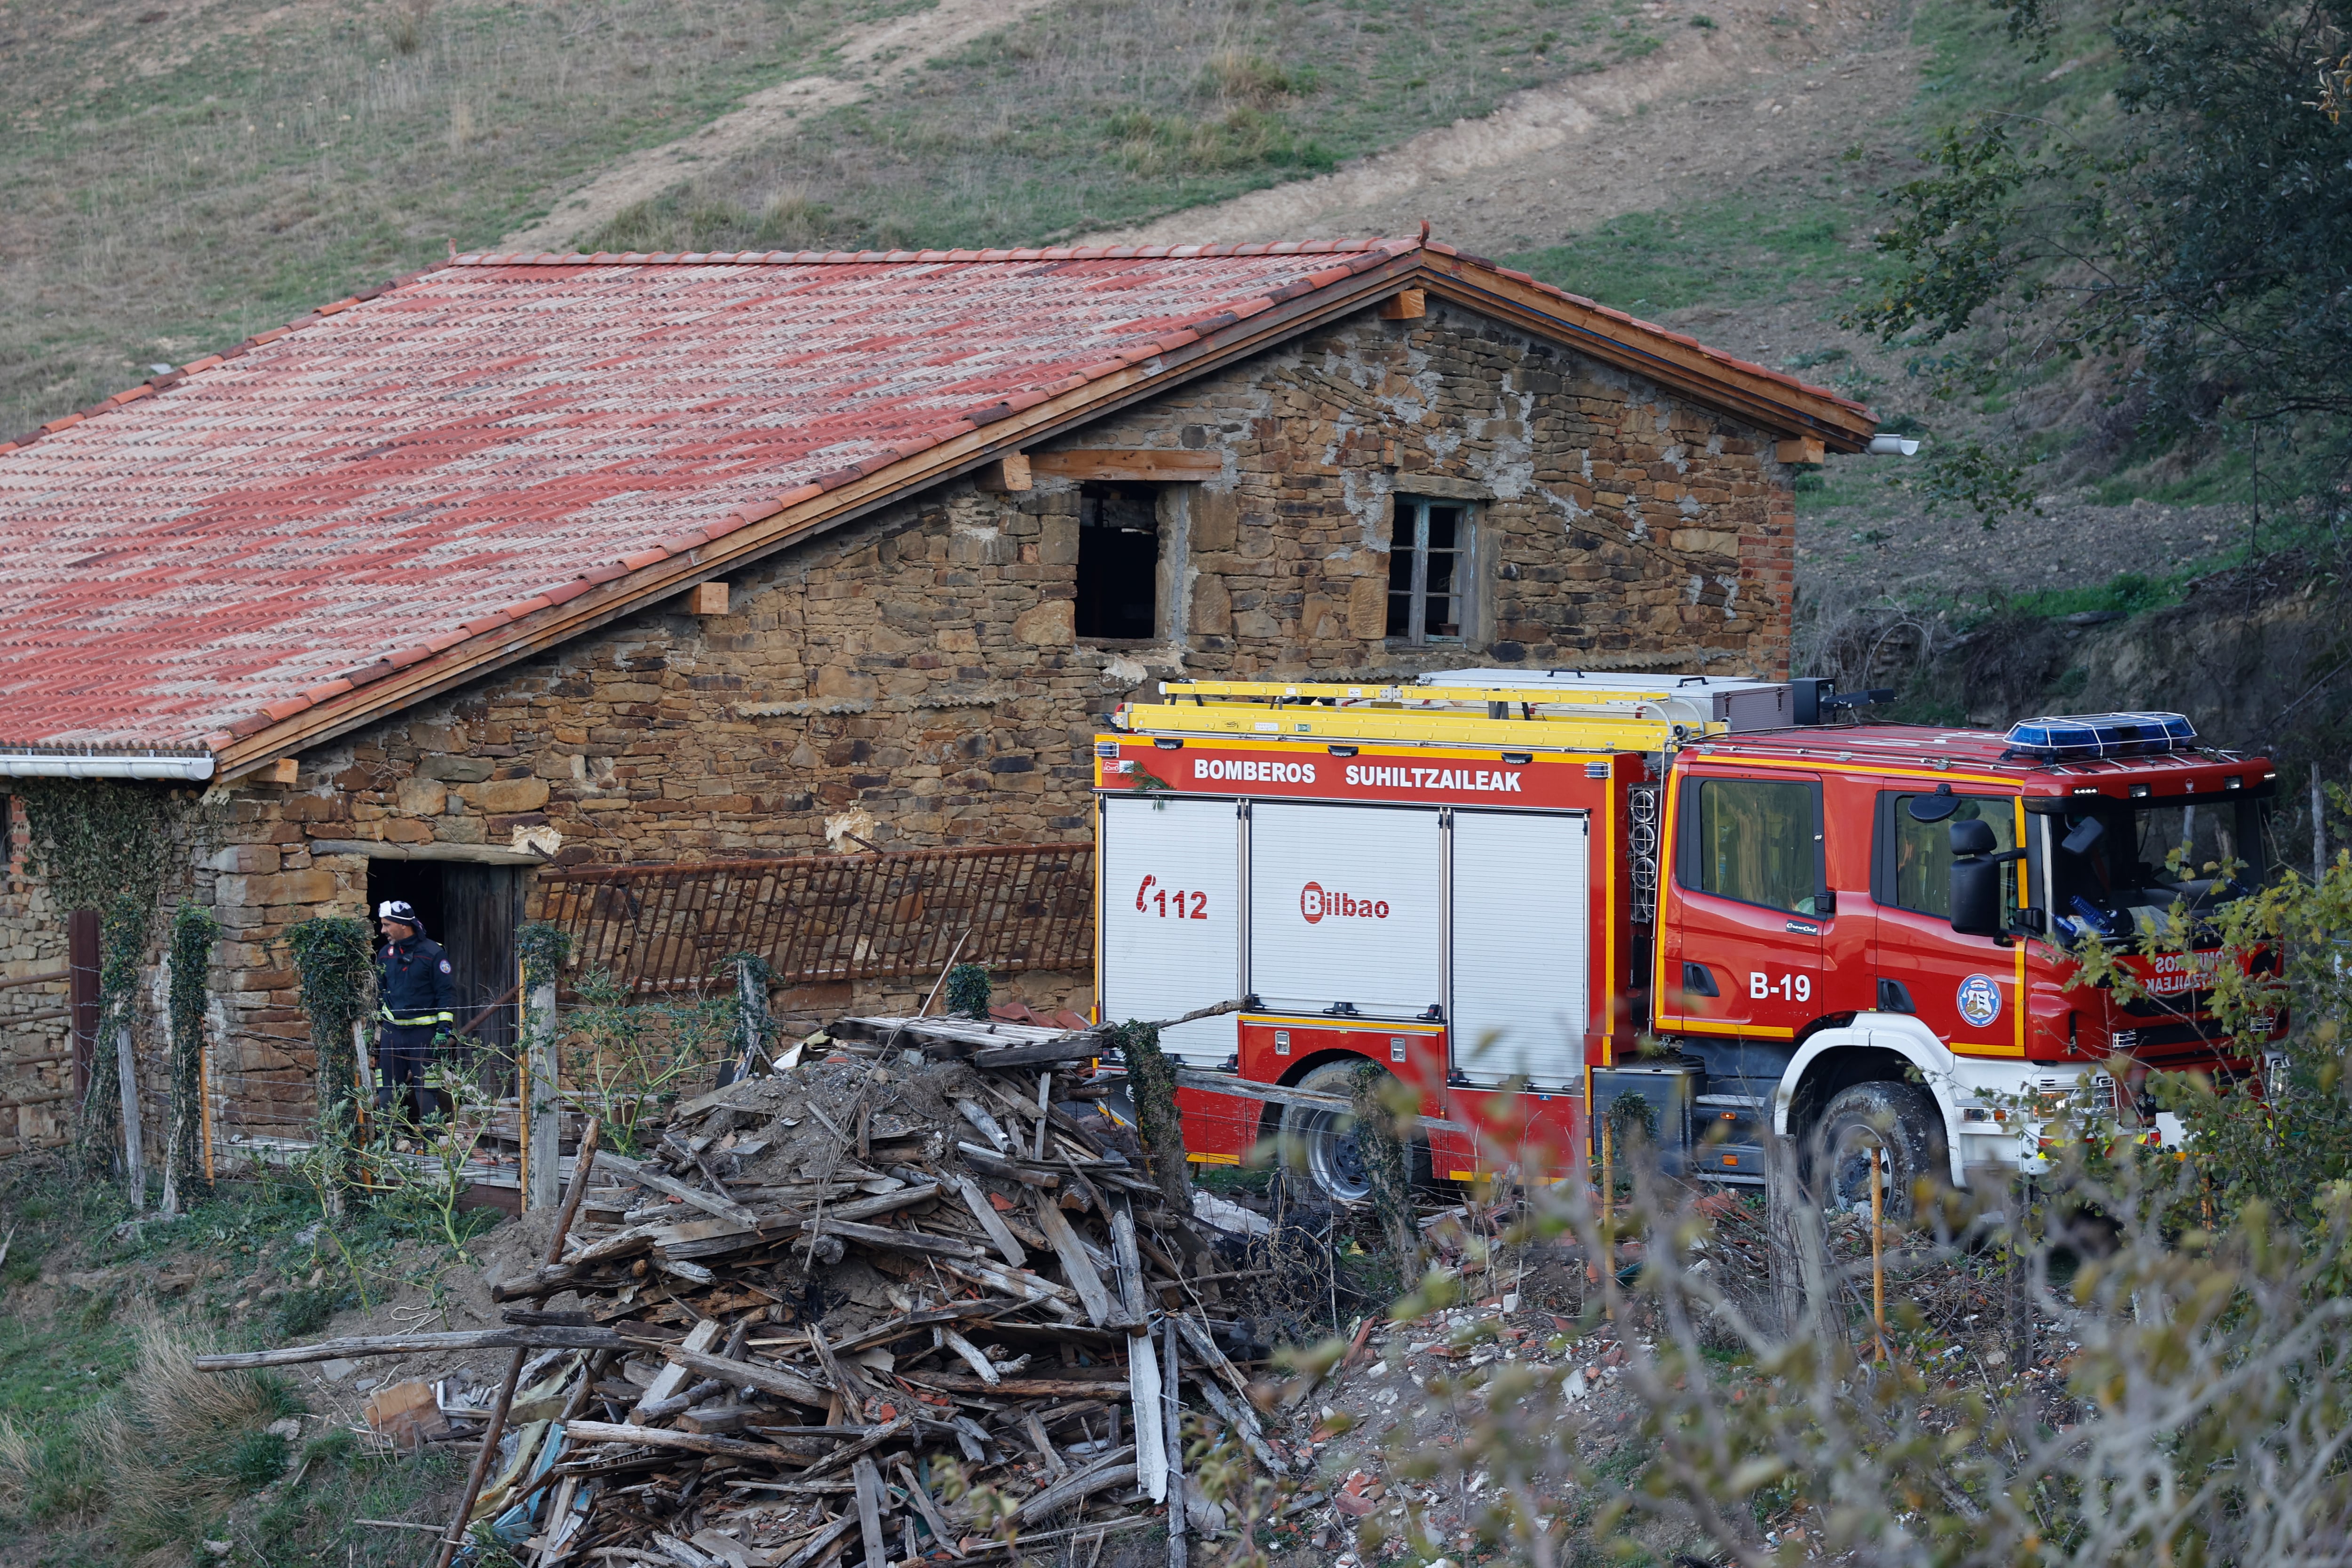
[379,935,458,1028]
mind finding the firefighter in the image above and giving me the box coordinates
[375,899,458,1124]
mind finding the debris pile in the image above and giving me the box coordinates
[205,1013,1306,1566]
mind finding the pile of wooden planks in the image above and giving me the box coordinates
[203,1013,1296,1566]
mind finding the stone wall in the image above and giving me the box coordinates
[0,796,75,1157]
[1,297,1804,1143]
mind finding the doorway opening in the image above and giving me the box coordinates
[364,859,526,1074]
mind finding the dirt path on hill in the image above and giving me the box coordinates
[1078,0,1917,255]
[501,0,1061,252]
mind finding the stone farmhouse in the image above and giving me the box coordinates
[0,234,1874,1156]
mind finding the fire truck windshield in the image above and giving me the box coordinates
[2049,793,2269,940]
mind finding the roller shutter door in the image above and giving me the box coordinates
[1097,796,1240,1066]
[1449,809,1589,1087]
[1248,803,1442,1020]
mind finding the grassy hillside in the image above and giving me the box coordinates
[585,0,1664,254]
[0,0,925,433]
[0,0,1661,437]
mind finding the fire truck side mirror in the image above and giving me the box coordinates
[1908,783,1960,823]
[1951,856,2004,937]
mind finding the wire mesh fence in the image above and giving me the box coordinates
[533,841,1096,996]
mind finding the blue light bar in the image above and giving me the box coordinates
[2002,711,2198,762]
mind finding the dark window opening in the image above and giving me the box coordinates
[1387,497,1465,643]
[1075,483,1161,641]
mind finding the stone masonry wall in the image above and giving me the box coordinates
[0,796,74,1157]
[1,299,1804,1143]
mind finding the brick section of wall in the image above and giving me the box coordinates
[1,301,1799,1142]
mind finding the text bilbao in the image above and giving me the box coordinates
[1189,758,1529,793]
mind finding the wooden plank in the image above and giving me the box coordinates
[660,1344,830,1409]
[895,1461,965,1559]
[967,1038,1107,1070]
[773,1514,860,1568]
[1775,436,1827,465]
[853,1457,888,1568]
[952,1174,1027,1269]
[193,1326,622,1370]
[831,1298,1021,1355]
[1163,1318,1188,1568]
[809,1218,979,1260]
[1020,1409,1068,1478]
[1032,1196,1116,1329]
[563,1420,793,1463]
[1130,1322,1167,1503]
[1379,288,1427,319]
[800,1414,915,1481]
[1026,449,1222,482]
[938,1326,999,1385]
[1109,1203,1149,1325]
[1010,1452,1140,1527]
[689,581,730,615]
[594,1149,760,1227]
[631,1317,725,1420]
[904,1373,1132,1398]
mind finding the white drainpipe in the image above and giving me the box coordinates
[0,752,216,780]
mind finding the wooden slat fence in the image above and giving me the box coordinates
[534,843,1094,995]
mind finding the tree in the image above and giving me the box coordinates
[1849,1,2352,490]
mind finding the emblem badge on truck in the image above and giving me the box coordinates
[1956,973,2003,1029]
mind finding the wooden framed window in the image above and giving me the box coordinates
[1386,497,1468,644]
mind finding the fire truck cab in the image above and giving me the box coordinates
[1091,672,2277,1211]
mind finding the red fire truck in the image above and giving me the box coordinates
[1090,673,2278,1211]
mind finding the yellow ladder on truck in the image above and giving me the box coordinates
[1115,679,1722,754]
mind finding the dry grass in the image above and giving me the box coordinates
[0,1412,37,1513]
[88,1310,297,1561]
[0,0,911,433]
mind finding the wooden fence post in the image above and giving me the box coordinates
[116,1022,144,1211]
[526,978,561,1211]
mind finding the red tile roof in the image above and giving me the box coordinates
[0,238,1870,764]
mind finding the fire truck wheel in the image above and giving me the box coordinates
[1811,1081,1950,1220]
[1281,1061,1430,1206]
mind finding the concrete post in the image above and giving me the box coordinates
[116,1022,144,1211]
[735,955,766,1078]
[526,980,561,1211]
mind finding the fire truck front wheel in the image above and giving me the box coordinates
[1281,1061,1431,1206]
[1811,1081,1950,1220]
